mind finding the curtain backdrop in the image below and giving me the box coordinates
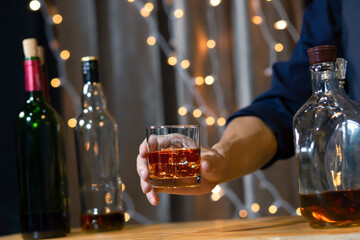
[53,0,307,227]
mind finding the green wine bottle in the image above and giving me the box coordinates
[15,38,69,239]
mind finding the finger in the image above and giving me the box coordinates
[140,178,152,194]
[136,153,149,180]
[139,139,149,158]
[146,189,160,206]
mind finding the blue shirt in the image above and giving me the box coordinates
[227,0,343,168]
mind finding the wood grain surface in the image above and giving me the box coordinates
[2,216,360,239]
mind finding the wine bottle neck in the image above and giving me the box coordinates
[82,82,107,110]
[310,62,341,96]
[24,58,42,92]
[26,91,45,102]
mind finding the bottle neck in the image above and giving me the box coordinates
[310,62,340,96]
[24,58,42,92]
[25,91,45,103]
[82,82,107,111]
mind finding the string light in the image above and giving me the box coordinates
[52,14,63,24]
[60,50,70,60]
[274,20,287,30]
[211,193,221,201]
[67,118,77,128]
[207,39,216,49]
[174,9,184,19]
[274,43,284,52]
[251,16,262,25]
[140,7,151,18]
[178,106,187,116]
[239,209,248,218]
[180,60,190,69]
[122,183,126,191]
[125,213,131,222]
[195,76,204,86]
[144,2,154,12]
[168,56,177,66]
[217,117,226,126]
[29,0,41,11]
[206,116,215,125]
[193,109,202,118]
[127,0,134,2]
[268,205,278,214]
[296,208,301,216]
[251,203,260,213]
[211,185,221,194]
[205,75,214,85]
[147,36,156,46]
[210,0,221,7]
[51,78,61,88]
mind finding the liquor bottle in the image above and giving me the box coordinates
[293,45,360,228]
[75,56,125,232]
[15,38,69,239]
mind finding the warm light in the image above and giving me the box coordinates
[212,185,221,194]
[29,0,41,11]
[206,117,215,126]
[147,36,156,46]
[181,60,190,69]
[296,208,301,216]
[251,203,260,213]
[217,117,226,126]
[122,183,126,191]
[140,8,150,17]
[168,56,177,66]
[251,16,262,25]
[51,78,61,88]
[207,39,216,49]
[274,20,287,30]
[269,205,278,214]
[211,193,221,201]
[52,14,63,24]
[60,50,70,60]
[125,213,131,222]
[67,118,77,128]
[144,2,154,12]
[178,106,187,116]
[105,192,113,204]
[128,0,135,2]
[210,0,221,7]
[239,209,248,218]
[266,0,272,2]
[174,9,184,18]
[193,109,202,118]
[205,75,214,85]
[195,77,204,86]
[274,43,284,52]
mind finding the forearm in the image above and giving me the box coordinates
[212,116,278,183]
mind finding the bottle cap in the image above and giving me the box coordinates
[307,45,337,64]
[22,38,38,58]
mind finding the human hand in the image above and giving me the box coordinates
[136,138,226,206]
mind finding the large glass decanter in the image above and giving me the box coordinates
[74,57,125,232]
[293,45,360,228]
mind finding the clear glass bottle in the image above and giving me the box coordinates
[75,56,125,232]
[293,45,360,228]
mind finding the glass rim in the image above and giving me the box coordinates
[146,125,200,130]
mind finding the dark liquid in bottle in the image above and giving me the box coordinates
[300,189,360,228]
[81,212,125,232]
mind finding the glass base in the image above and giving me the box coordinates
[309,220,360,229]
[149,175,200,188]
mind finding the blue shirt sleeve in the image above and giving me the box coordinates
[227,0,343,168]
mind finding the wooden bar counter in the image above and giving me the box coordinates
[2,216,360,239]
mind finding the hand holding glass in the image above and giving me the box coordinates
[146,125,201,188]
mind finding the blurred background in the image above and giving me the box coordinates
[1,0,314,236]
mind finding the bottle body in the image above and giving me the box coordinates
[16,58,69,239]
[293,61,360,228]
[75,58,124,232]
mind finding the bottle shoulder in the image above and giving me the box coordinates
[16,101,62,126]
